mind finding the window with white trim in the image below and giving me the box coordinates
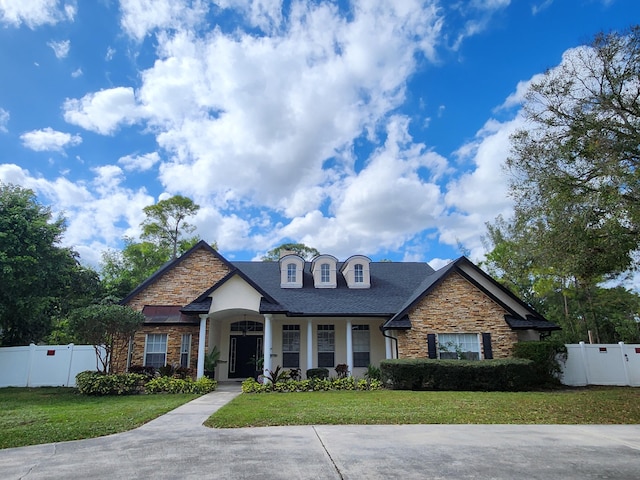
[287,263,297,283]
[438,333,480,360]
[352,325,370,367]
[145,333,167,368]
[180,333,191,368]
[282,325,300,368]
[354,264,364,283]
[321,263,330,283]
[317,324,335,367]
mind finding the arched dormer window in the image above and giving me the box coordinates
[354,264,364,283]
[340,255,371,289]
[287,263,297,283]
[321,263,330,283]
[280,254,304,288]
[311,254,337,288]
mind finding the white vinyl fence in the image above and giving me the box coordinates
[0,344,102,388]
[560,342,640,387]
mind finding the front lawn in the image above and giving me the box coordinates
[206,387,640,428]
[0,387,197,449]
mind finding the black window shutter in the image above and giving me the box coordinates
[482,333,493,359]
[427,334,437,359]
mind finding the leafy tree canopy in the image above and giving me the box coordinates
[68,302,144,373]
[506,25,640,281]
[262,243,320,261]
[483,216,640,344]
[0,183,99,346]
[140,195,200,260]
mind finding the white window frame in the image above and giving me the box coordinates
[180,333,191,368]
[287,263,297,283]
[317,324,335,368]
[437,333,481,360]
[320,263,330,283]
[282,325,300,368]
[354,264,364,283]
[144,333,168,368]
[352,325,370,367]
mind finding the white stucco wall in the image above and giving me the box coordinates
[209,275,262,313]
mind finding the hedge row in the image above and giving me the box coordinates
[242,376,382,393]
[380,358,540,391]
[145,376,218,394]
[75,371,217,396]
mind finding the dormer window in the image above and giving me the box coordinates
[287,263,297,283]
[340,255,371,289]
[311,254,337,288]
[280,254,304,288]
[354,264,364,283]
[321,263,330,283]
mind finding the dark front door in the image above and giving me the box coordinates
[228,335,263,378]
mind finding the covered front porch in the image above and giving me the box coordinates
[195,310,394,381]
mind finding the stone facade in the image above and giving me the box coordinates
[397,272,518,359]
[113,245,232,373]
[126,246,231,311]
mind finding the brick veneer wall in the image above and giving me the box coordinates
[397,272,518,359]
[113,246,232,372]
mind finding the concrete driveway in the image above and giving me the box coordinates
[1,383,639,479]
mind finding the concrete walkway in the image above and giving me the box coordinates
[1,383,640,479]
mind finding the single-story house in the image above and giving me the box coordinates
[117,241,559,380]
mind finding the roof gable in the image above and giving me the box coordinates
[383,257,557,331]
[182,267,281,314]
[120,240,234,306]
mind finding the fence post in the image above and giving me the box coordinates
[26,343,36,387]
[619,341,631,386]
[579,341,590,385]
[66,344,75,387]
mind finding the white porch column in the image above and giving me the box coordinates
[346,319,353,376]
[263,314,273,374]
[307,319,313,371]
[385,335,392,360]
[197,314,208,379]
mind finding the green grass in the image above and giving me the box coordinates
[206,387,640,428]
[0,387,197,449]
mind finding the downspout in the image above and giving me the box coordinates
[380,325,399,359]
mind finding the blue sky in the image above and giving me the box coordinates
[0,0,637,269]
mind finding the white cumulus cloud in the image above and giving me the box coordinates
[20,127,82,152]
[63,87,142,135]
[118,152,160,172]
[0,0,75,28]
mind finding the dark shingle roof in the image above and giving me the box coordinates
[142,305,199,325]
[128,242,559,333]
[230,260,436,316]
[505,315,561,331]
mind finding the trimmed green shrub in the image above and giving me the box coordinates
[380,358,539,391]
[76,371,147,396]
[241,376,382,393]
[513,340,568,386]
[128,365,156,377]
[145,376,217,394]
[306,368,329,379]
[365,364,381,381]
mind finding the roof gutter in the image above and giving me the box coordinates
[379,325,399,359]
